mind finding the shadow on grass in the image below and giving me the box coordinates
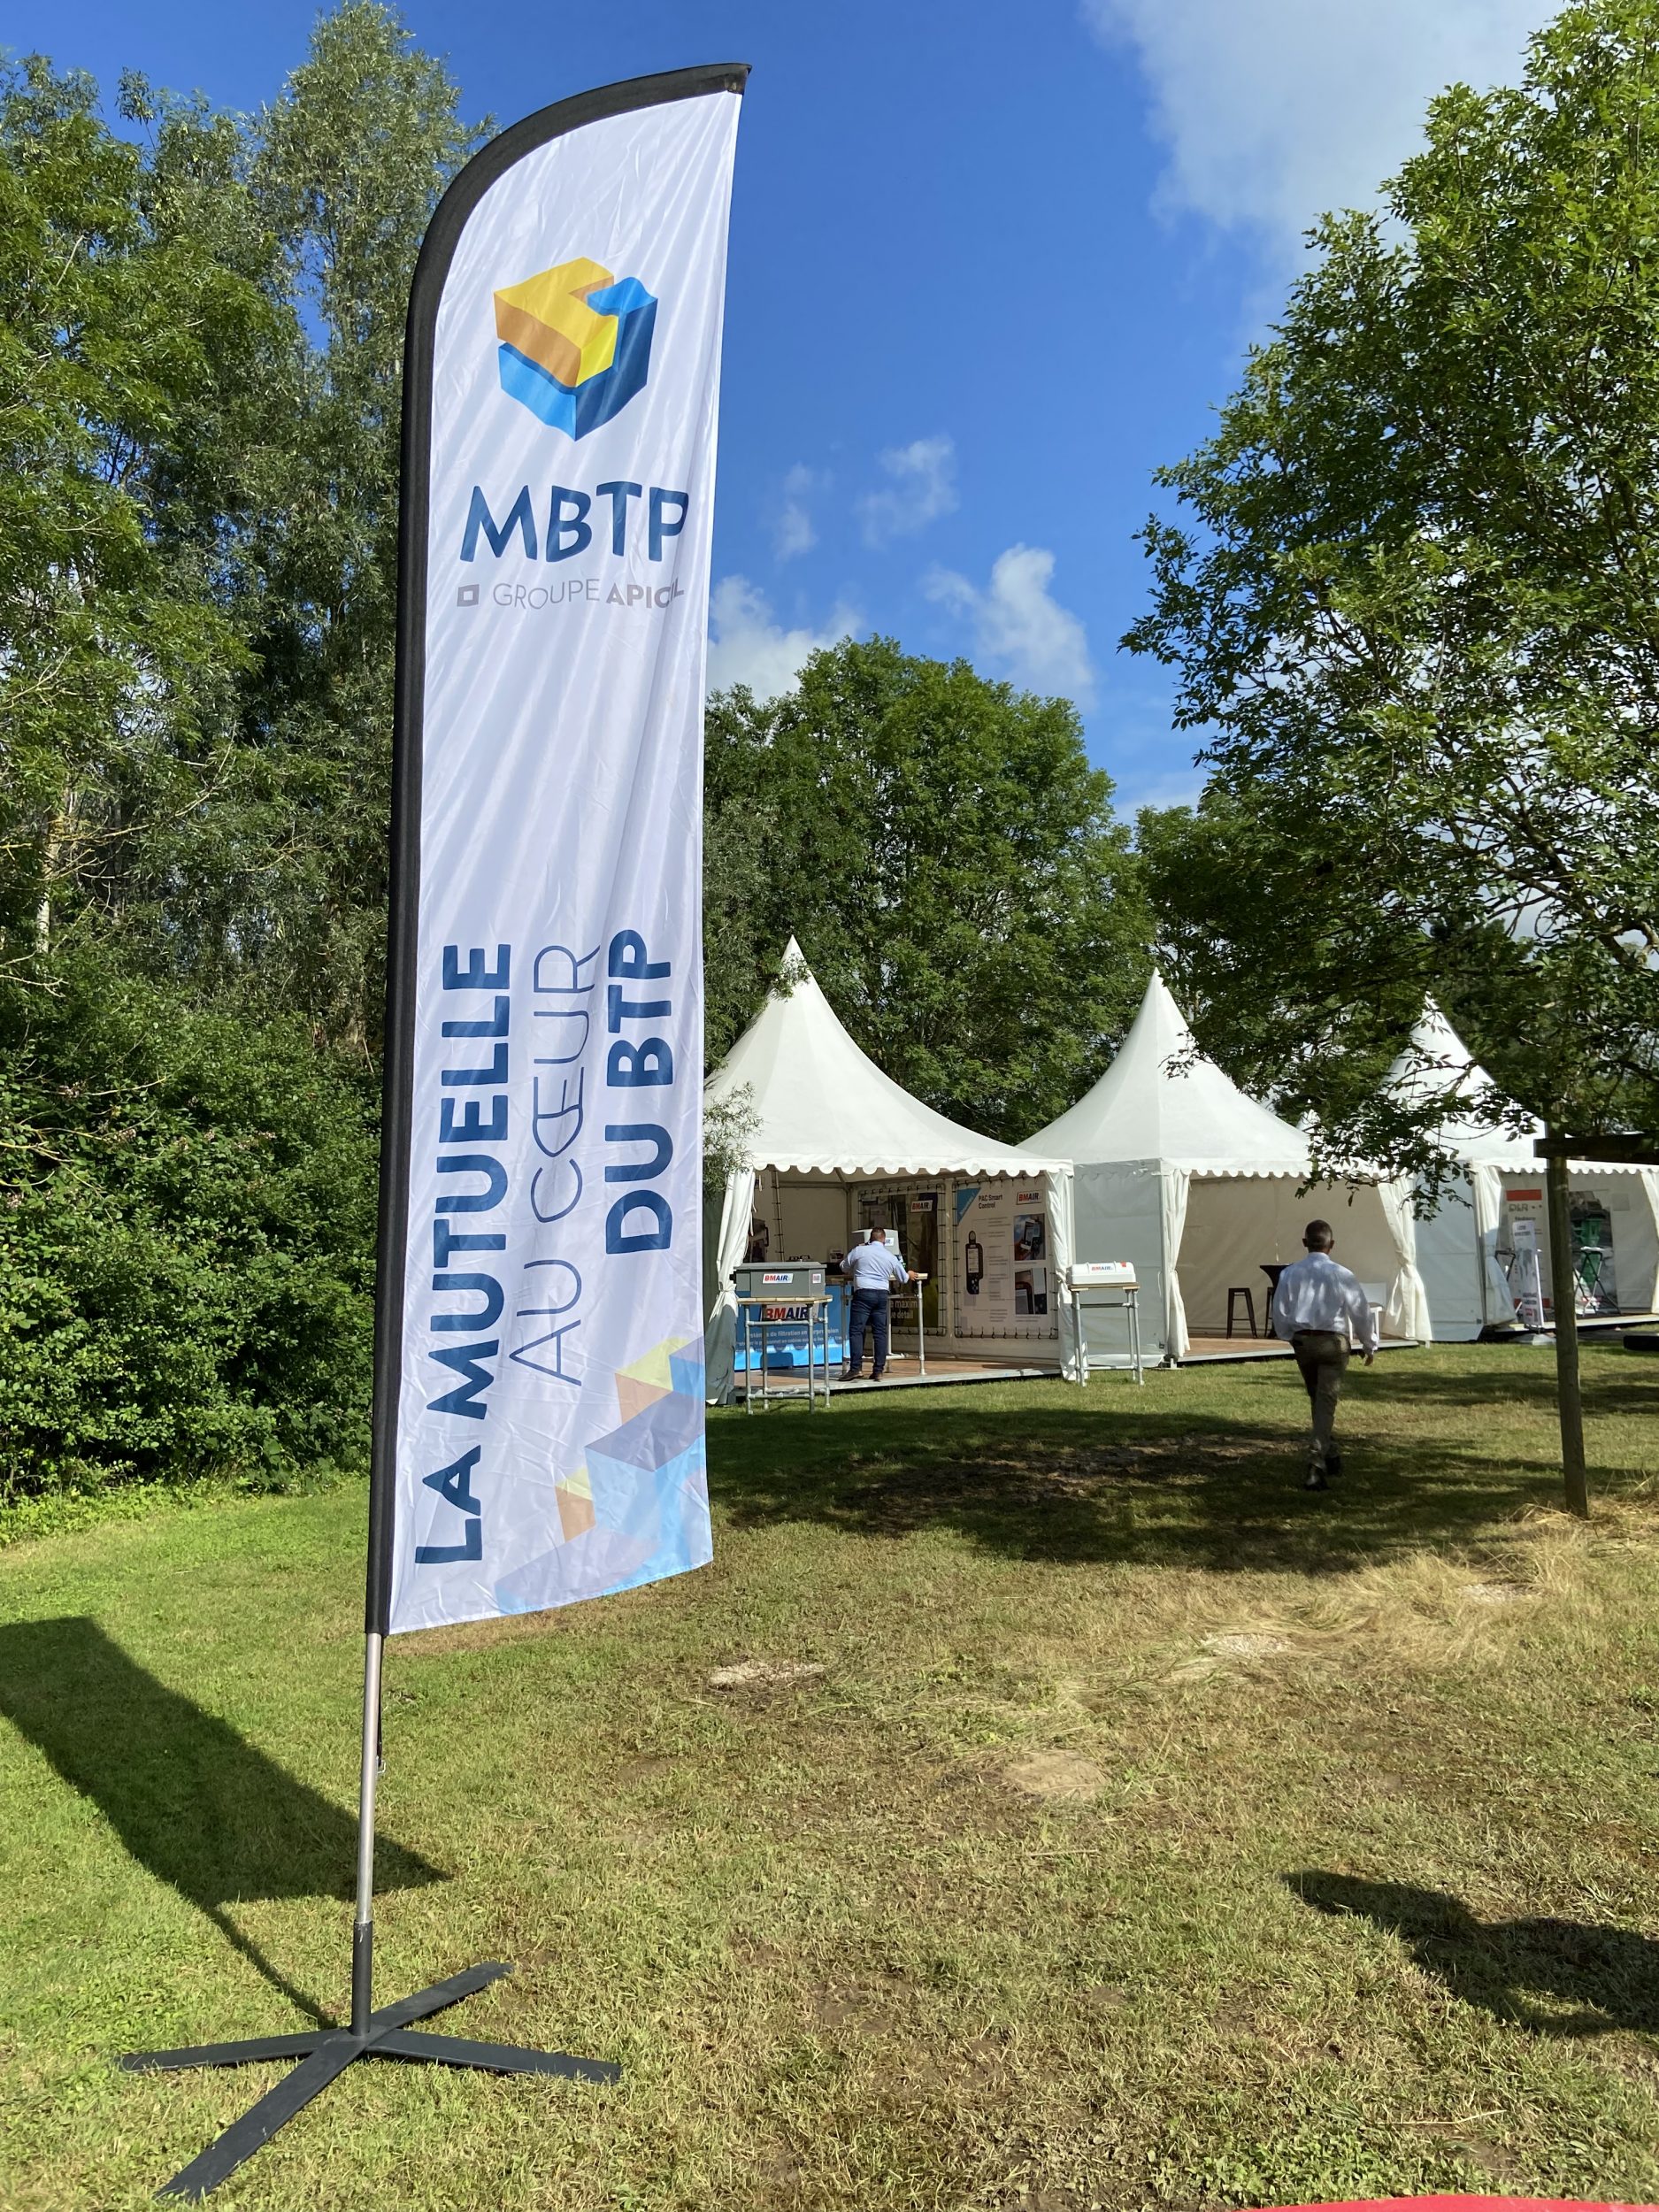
[708,1359,1649,1575]
[1288,1871,1659,2036]
[0,1617,443,2024]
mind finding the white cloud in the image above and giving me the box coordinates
[1081,0,1555,265]
[924,545,1097,708]
[707,577,860,700]
[772,463,819,562]
[859,434,958,547]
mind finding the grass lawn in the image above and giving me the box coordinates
[4,1343,1659,2210]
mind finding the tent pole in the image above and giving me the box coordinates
[944,1179,956,1355]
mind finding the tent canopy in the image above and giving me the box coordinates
[705,939,1064,1180]
[1026,970,1311,1174]
[1025,971,1426,1356]
[701,941,1077,1398]
[1386,1002,1659,1336]
[1385,1002,1540,1171]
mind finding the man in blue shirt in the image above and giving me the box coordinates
[841,1228,914,1382]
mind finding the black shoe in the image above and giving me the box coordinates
[1304,1466,1328,1491]
[1325,1452,1343,1479]
[871,1369,886,1381]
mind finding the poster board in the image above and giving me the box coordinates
[954,1181,1052,1337]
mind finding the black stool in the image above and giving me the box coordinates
[1225,1287,1257,1338]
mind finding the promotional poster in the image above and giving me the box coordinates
[956,1182,1049,1331]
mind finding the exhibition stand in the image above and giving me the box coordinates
[733,1261,835,1409]
[1029,972,1429,1366]
[703,941,1076,1402]
[1386,1003,1659,1339]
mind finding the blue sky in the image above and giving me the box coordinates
[14,1,1555,813]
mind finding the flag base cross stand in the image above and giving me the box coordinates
[120,1633,619,2200]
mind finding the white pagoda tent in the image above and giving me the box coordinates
[1027,972,1429,1363]
[1389,1002,1659,1337]
[703,942,1073,1400]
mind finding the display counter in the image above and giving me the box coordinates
[730,1266,930,1375]
[733,1277,850,1371]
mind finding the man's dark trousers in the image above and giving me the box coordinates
[1291,1329,1349,1471]
[847,1287,890,1378]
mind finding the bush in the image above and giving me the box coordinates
[0,962,378,1502]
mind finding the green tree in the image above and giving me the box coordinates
[0,958,378,1496]
[166,2,482,1051]
[1127,0,1659,1183]
[0,58,279,967]
[0,10,480,1505]
[706,637,1150,1136]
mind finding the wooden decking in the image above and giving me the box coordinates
[736,1352,1060,1402]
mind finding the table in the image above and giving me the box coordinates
[737,1294,834,1412]
[1072,1280,1145,1386]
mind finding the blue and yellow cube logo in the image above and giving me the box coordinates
[493,256,657,439]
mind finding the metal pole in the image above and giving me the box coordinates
[943,1179,956,1356]
[1545,1145,1589,1517]
[350,1631,383,2035]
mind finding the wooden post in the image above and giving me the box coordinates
[1544,1142,1589,1518]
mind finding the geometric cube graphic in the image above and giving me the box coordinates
[491,1334,710,1619]
[493,255,657,439]
[613,1333,705,1425]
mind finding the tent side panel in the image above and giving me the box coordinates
[1073,1160,1168,1363]
[1470,1164,1517,1327]
[704,1165,756,1404]
[1594,1169,1659,1315]
[1415,1172,1486,1340]
[1045,1166,1079,1380]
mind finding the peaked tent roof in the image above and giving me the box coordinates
[704,940,1064,1179]
[1025,970,1312,1177]
[1385,1001,1541,1171]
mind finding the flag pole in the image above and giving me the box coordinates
[111,60,754,2196]
[350,1632,384,2034]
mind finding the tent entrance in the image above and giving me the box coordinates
[1176,1177,1405,1345]
[744,1169,1063,1374]
[1496,1175,1659,1324]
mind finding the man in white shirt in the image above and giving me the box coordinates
[1269,1219,1379,1490]
[841,1228,915,1381]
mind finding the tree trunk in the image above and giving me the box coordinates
[1545,1141,1588,1517]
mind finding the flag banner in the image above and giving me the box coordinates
[373,69,746,1636]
